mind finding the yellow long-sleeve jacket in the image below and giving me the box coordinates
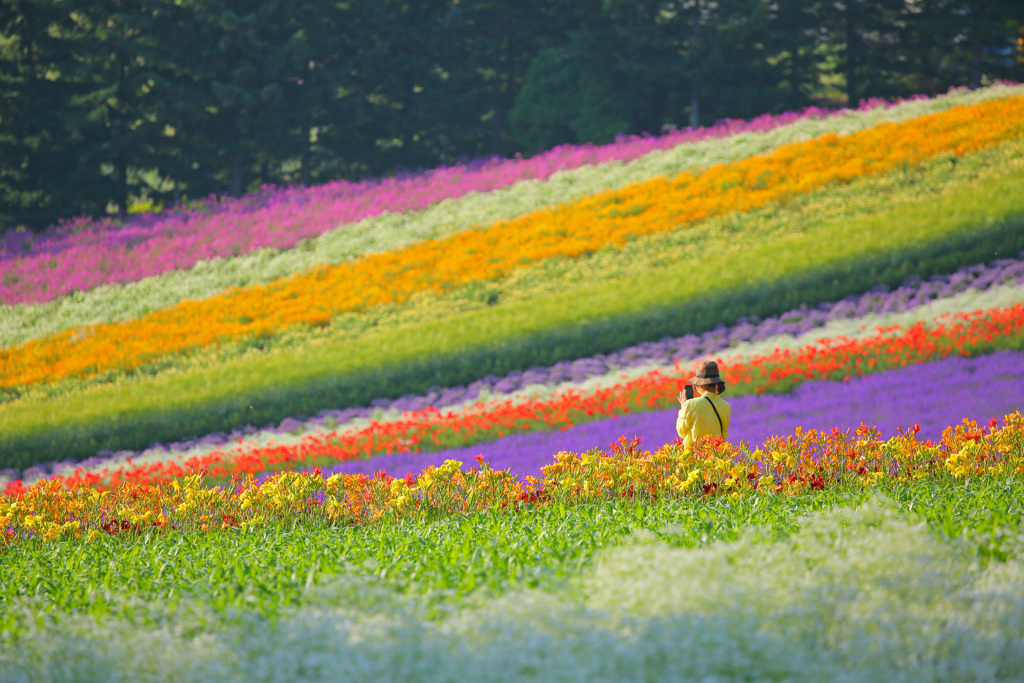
[676,393,731,447]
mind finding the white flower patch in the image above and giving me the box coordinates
[14,278,1021,487]
[3,84,1021,349]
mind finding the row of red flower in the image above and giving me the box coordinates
[4,303,1021,497]
[3,412,1022,545]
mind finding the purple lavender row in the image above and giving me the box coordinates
[312,350,1024,482]
[131,253,1024,445]
[0,97,914,305]
[309,254,1015,419]
[11,252,1020,483]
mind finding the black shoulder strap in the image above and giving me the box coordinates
[704,395,724,436]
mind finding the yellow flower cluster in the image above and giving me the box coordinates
[3,95,1023,391]
[943,414,1024,479]
[2,413,1021,545]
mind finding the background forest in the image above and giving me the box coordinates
[1,0,1022,232]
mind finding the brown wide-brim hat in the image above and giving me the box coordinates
[688,360,723,386]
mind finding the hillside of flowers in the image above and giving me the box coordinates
[0,86,1008,310]
[2,85,1024,681]
[6,90,1024,393]
[4,85,1024,468]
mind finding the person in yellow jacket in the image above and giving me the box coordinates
[676,360,731,447]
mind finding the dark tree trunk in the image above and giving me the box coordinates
[918,0,936,93]
[845,2,860,106]
[229,154,243,197]
[117,157,129,218]
[969,4,983,89]
[689,0,701,128]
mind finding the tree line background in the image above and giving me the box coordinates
[2,0,1021,233]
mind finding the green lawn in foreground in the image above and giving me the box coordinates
[2,477,1021,636]
[2,478,1023,681]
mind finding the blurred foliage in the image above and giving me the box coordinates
[2,476,1023,641]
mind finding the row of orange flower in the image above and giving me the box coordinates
[8,302,1020,497]
[4,95,1024,391]
[2,411,1021,546]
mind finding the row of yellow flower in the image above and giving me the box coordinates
[3,413,1022,545]
[4,95,1024,390]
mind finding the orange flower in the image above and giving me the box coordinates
[3,95,1024,390]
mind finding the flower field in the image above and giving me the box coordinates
[3,85,1024,681]
[5,92,1024,393]
[0,85,1009,313]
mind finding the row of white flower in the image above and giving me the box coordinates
[15,277,1019,486]
[3,84,1020,349]
[5,501,1021,682]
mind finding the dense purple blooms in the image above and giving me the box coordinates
[13,253,1020,483]
[315,350,1024,481]
[0,97,918,305]
[260,253,1023,431]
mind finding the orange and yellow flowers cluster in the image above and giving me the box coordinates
[8,300,1020,496]
[2,412,1021,546]
[542,412,1024,501]
[4,95,1024,391]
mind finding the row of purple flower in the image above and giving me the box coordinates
[0,96,925,305]
[309,349,1024,482]
[86,252,1023,461]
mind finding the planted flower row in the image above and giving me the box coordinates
[2,411,1021,546]
[6,89,1020,353]
[7,166,1022,472]
[20,252,1018,488]
[3,87,1008,307]
[7,135,1021,414]
[0,106,837,303]
[314,349,1024,482]
[8,300,1019,496]
[5,94,1023,392]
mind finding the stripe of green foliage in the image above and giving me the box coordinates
[1,478,1021,641]
[3,158,1024,468]
[14,140,1021,408]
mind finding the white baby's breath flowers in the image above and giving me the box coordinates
[4,500,1023,681]
[2,83,1020,349]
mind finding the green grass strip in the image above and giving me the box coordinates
[1,478,1020,641]
[9,139,1021,407]
[3,165,1024,468]
[7,484,1022,680]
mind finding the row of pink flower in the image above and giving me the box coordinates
[0,97,922,306]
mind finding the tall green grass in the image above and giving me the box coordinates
[3,479,1023,680]
[3,162,1024,469]
[2,478,1020,638]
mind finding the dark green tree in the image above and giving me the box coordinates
[3,0,1024,234]
[955,0,1024,89]
[434,0,593,157]
[0,0,95,229]
[510,0,681,149]
[65,0,191,215]
[145,0,359,199]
